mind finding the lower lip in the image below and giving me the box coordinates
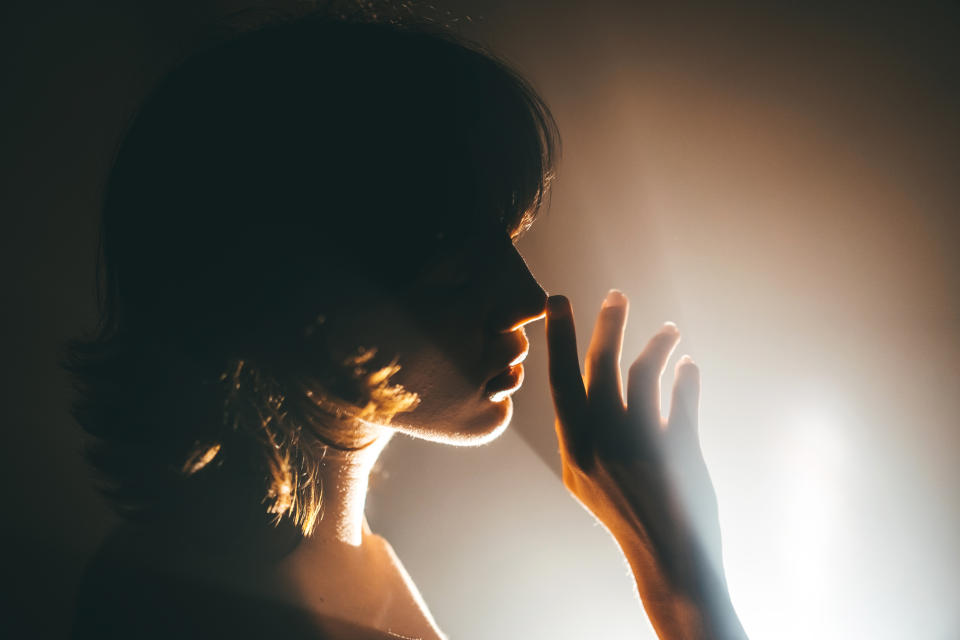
[485,364,524,400]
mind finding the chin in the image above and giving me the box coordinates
[392,395,514,447]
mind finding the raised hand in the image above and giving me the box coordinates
[545,291,746,640]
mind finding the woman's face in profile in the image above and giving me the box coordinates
[317,223,547,445]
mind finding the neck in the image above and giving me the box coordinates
[305,430,393,547]
[272,430,445,640]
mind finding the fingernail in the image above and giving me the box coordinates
[662,321,679,334]
[679,354,695,364]
[602,289,627,308]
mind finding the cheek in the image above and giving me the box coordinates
[389,335,515,443]
[386,301,489,395]
[391,333,485,403]
[316,296,494,428]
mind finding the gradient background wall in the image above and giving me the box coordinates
[2,1,958,638]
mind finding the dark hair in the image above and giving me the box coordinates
[63,9,559,535]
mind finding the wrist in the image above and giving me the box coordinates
[615,531,748,640]
[648,585,746,640]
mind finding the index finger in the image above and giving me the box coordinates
[545,295,587,428]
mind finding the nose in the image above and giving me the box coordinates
[491,245,547,333]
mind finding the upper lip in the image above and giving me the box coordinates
[489,329,530,375]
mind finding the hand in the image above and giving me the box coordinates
[545,291,745,639]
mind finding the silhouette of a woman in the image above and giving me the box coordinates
[66,9,747,639]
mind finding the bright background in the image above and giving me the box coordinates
[3,1,958,638]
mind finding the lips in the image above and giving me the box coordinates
[492,330,529,369]
[483,329,530,398]
[485,363,524,398]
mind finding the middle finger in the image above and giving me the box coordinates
[584,289,629,410]
[627,322,681,430]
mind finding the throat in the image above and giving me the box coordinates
[272,434,446,639]
[304,433,393,546]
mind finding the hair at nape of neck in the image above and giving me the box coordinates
[180,350,419,536]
